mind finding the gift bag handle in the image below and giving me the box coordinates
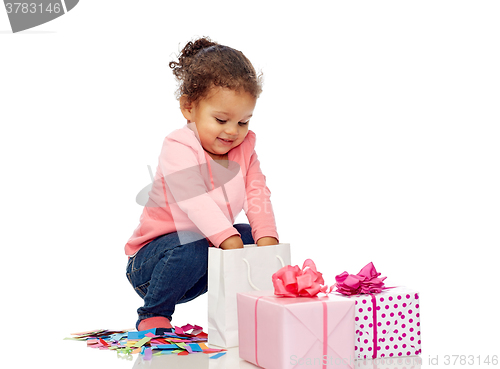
[242,255,286,291]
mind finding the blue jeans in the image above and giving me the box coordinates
[126,223,254,330]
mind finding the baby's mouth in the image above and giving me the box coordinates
[217,137,234,145]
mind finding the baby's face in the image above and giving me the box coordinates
[182,87,256,159]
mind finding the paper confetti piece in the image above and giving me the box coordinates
[203,349,225,354]
[197,343,209,350]
[70,329,106,336]
[210,352,226,359]
[127,329,156,340]
[109,333,128,342]
[117,348,132,355]
[158,351,172,355]
[174,326,184,335]
[188,343,203,352]
[174,342,187,351]
[132,337,152,348]
[143,348,152,360]
[152,344,178,350]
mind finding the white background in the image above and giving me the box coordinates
[1,1,499,368]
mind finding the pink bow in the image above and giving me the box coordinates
[272,259,333,297]
[335,262,387,296]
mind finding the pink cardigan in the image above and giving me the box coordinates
[124,124,279,256]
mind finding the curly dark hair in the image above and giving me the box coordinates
[169,37,263,105]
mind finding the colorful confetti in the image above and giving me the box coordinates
[64,324,226,359]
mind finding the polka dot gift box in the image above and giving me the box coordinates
[334,263,421,359]
[350,287,421,359]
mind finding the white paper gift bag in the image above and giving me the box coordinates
[207,243,291,348]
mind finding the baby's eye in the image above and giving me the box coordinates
[239,121,249,126]
[215,118,227,123]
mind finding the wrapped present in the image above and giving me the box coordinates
[349,287,421,359]
[237,260,356,369]
[334,263,422,359]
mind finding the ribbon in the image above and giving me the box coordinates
[254,296,263,367]
[335,262,390,358]
[272,259,333,297]
[321,301,328,369]
[369,293,378,359]
[334,262,387,296]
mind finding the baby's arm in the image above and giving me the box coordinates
[244,149,279,245]
[256,236,278,246]
[220,235,244,249]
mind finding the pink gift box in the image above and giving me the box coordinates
[345,287,422,359]
[237,290,356,369]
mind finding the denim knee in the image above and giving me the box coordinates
[126,231,208,297]
[175,233,209,272]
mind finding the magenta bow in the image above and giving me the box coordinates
[272,259,333,297]
[334,262,387,296]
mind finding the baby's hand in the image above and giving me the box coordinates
[256,237,278,247]
[220,235,244,250]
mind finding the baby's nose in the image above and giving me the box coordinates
[224,124,239,136]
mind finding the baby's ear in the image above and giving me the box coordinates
[180,95,193,121]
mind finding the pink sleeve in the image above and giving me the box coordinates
[160,137,239,247]
[243,149,279,243]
